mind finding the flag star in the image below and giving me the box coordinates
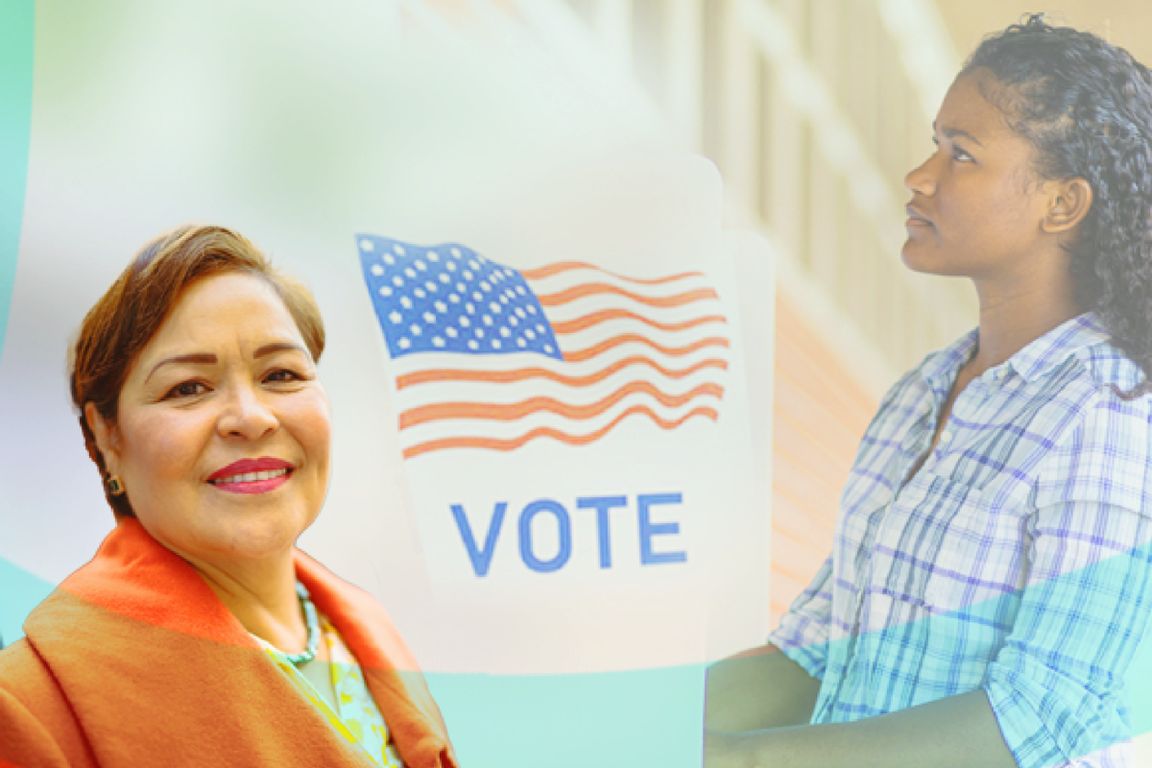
[491,340,501,349]
[456,283,466,293]
[517,338,527,348]
[433,337,445,348]
[446,261,457,272]
[488,302,500,313]
[500,327,511,338]
[527,306,538,315]
[516,286,527,295]
[509,316,519,327]
[439,274,451,284]
[536,323,546,333]
[378,286,393,297]
[451,247,462,258]
[482,315,494,326]
[425,281,436,291]
[515,308,527,318]
[460,316,471,328]
[393,244,406,255]
[434,301,447,312]
[427,251,439,262]
[465,303,476,314]
[409,324,422,336]
[446,327,458,338]
[525,329,536,340]
[480,280,491,292]
[500,295,510,305]
[504,288,516,298]
[359,239,375,252]
[471,291,482,302]
[468,260,479,269]
[544,344,554,353]
[475,328,485,339]
[448,294,460,304]
[400,297,413,309]
[392,276,404,287]
[388,311,402,324]
[399,337,411,349]
[463,270,474,280]
[467,340,479,350]
[415,260,426,271]
[404,268,416,279]
[370,264,384,276]
[414,289,426,299]
[384,254,396,265]
[423,312,436,323]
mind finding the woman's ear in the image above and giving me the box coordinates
[1042,177,1093,234]
[84,402,121,472]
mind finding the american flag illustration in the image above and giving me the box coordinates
[356,234,730,459]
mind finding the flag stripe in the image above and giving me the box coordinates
[561,334,729,363]
[401,405,721,459]
[395,356,729,389]
[537,283,719,308]
[520,261,704,285]
[550,309,727,335]
[398,381,725,427]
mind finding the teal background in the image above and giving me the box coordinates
[0,0,33,359]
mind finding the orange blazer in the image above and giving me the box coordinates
[0,519,457,768]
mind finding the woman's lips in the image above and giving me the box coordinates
[208,458,293,494]
[905,204,934,229]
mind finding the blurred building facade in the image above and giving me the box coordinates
[539,0,974,622]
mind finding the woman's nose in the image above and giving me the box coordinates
[904,153,938,196]
[217,383,278,440]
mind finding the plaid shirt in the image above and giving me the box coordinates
[770,314,1152,768]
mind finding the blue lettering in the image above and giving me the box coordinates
[518,499,572,573]
[576,495,628,568]
[451,501,507,577]
[638,492,687,565]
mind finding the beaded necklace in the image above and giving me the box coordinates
[279,581,320,666]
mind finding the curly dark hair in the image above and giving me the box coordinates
[965,14,1152,396]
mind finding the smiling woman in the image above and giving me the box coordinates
[0,226,457,768]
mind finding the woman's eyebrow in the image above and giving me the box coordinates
[253,342,308,359]
[144,353,216,383]
[933,121,984,147]
[143,343,307,383]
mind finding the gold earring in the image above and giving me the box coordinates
[107,475,126,497]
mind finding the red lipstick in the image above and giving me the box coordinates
[208,457,294,495]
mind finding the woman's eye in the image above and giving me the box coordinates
[951,146,973,163]
[264,369,302,384]
[164,381,208,399]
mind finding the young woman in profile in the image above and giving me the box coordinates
[706,16,1152,768]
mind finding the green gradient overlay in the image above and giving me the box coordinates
[3,550,1152,763]
[0,557,52,646]
[0,0,34,357]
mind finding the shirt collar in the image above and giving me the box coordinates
[918,327,978,400]
[1004,313,1109,384]
[917,313,1108,393]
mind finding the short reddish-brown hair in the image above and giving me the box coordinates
[70,225,326,517]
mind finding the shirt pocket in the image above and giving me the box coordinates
[875,470,1026,616]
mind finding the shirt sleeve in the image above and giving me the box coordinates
[768,554,833,680]
[983,396,1152,768]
